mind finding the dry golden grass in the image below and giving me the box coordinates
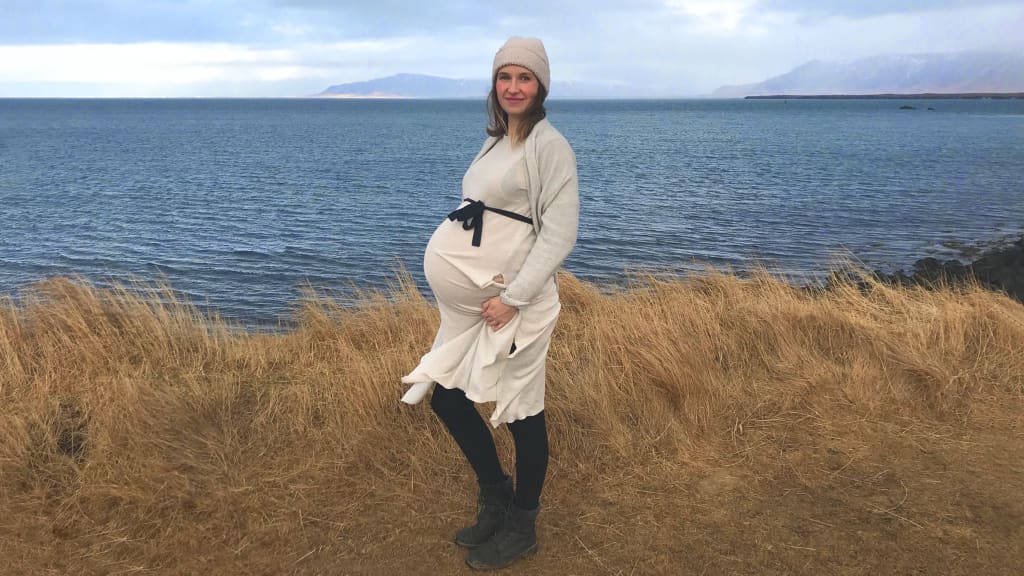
[1,269,1022,575]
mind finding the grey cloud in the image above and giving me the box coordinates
[0,0,257,44]
[2,0,1015,47]
[0,0,666,45]
[275,0,661,15]
[755,0,1019,19]
[269,0,665,35]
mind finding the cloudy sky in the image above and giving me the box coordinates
[1,0,1022,97]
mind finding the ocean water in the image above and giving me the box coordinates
[2,98,1023,326]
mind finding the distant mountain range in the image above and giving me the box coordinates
[712,51,1024,97]
[315,52,1024,99]
[318,73,487,98]
[315,73,638,99]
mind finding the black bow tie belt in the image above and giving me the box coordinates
[447,198,533,247]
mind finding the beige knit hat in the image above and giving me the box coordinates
[492,36,550,92]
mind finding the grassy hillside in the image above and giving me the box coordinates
[1,270,1022,575]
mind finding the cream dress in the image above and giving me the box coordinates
[401,136,560,427]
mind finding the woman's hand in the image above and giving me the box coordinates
[481,296,518,331]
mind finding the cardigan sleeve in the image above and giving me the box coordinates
[500,134,579,307]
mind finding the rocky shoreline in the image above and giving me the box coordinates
[868,236,1024,303]
[747,93,1024,100]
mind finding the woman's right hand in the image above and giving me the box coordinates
[481,296,518,331]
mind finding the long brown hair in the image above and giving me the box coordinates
[486,78,548,144]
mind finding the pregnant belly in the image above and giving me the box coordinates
[423,218,529,313]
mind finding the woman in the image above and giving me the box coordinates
[400,36,578,570]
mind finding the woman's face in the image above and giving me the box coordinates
[495,65,539,120]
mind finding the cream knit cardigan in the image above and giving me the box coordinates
[399,119,578,410]
[474,118,579,306]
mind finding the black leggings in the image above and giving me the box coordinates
[430,384,548,510]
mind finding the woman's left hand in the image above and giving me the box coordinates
[481,296,518,331]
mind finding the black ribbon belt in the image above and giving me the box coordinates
[446,198,533,247]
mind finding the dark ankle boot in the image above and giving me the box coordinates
[455,476,514,548]
[465,503,539,571]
